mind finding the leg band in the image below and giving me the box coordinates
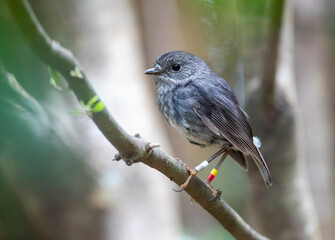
[207,168,218,182]
[194,160,209,172]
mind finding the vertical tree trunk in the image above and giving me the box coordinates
[247,1,321,239]
[294,0,335,239]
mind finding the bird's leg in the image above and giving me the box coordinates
[174,147,228,192]
[173,158,198,192]
[205,149,231,200]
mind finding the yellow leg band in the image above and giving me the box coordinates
[210,168,218,176]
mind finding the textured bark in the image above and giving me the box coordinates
[247,1,321,239]
[294,0,335,238]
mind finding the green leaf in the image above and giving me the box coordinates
[49,68,63,91]
[70,67,83,79]
[68,109,85,116]
[87,96,99,107]
[79,100,86,108]
[92,101,105,112]
[69,96,104,117]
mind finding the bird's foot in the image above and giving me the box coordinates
[204,179,220,201]
[173,158,198,192]
[181,168,198,188]
[173,169,198,192]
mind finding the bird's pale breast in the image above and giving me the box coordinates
[157,84,229,147]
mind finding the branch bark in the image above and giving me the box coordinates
[5,1,269,239]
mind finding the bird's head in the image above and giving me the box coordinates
[144,51,210,86]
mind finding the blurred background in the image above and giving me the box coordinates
[0,0,334,239]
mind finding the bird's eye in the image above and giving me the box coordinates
[172,64,181,71]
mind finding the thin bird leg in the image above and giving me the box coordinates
[194,146,228,172]
[205,149,231,200]
[174,147,228,192]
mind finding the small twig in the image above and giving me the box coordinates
[5,1,269,239]
[145,143,161,151]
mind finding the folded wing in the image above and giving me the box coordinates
[193,84,272,187]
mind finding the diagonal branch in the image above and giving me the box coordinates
[5,1,269,239]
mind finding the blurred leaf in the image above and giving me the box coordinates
[71,96,105,115]
[49,67,63,91]
[92,101,105,113]
[68,109,85,116]
[80,100,91,113]
[70,66,83,79]
[0,65,101,239]
[87,95,99,107]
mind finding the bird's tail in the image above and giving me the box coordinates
[252,137,272,187]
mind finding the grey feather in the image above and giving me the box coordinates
[145,50,272,187]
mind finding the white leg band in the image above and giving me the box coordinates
[195,160,209,172]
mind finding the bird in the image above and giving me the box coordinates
[144,50,272,195]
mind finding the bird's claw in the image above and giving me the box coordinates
[172,173,195,193]
[172,163,198,193]
[205,180,221,201]
[208,189,222,201]
[208,191,217,201]
[172,187,184,192]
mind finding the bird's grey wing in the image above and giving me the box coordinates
[192,85,272,186]
[193,94,253,155]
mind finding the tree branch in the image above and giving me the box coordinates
[5,1,269,239]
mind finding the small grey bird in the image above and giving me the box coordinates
[145,51,272,192]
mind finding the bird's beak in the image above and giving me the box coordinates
[144,66,161,75]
